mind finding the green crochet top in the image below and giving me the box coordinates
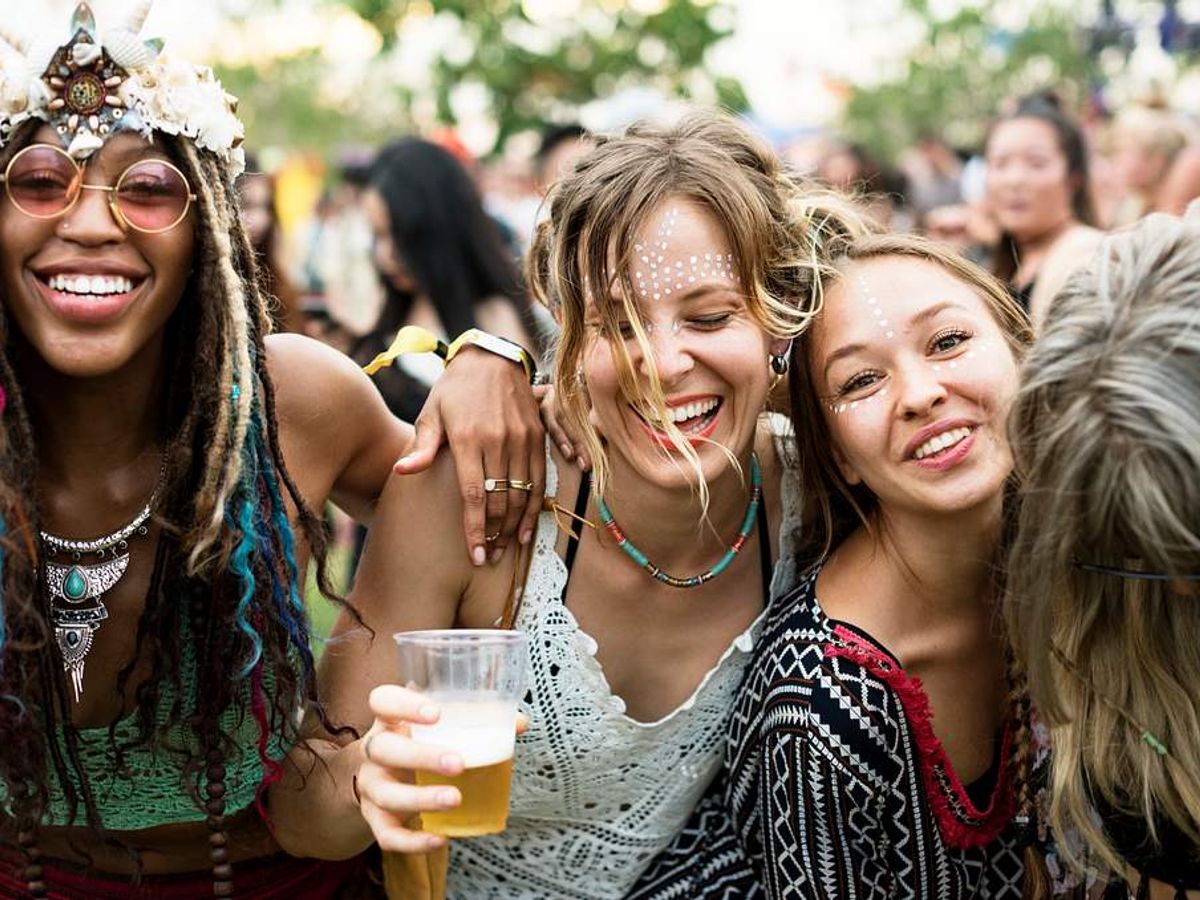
[7,637,289,832]
[42,695,282,831]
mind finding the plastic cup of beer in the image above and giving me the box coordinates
[394,629,527,838]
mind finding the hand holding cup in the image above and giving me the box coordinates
[354,684,464,853]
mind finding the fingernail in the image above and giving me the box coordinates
[490,547,504,564]
[561,443,574,459]
[520,529,532,546]
[427,835,447,849]
[440,754,463,773]
[472,546,486,566]
[419,703,440,720]
[437,789,458,806]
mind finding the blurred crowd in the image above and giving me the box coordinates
[236,89,1200,582]
[250,90,1200,353]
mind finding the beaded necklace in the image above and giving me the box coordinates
[594,453,762,589]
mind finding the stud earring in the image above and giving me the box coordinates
[769,353,789,376]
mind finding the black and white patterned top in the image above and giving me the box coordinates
[631,565,1028,900]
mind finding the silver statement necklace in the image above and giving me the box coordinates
[40,480,161,703]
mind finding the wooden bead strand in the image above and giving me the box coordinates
[205,745,234,897]
[18,826,46,898]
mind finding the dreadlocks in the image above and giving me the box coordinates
[0,122,342,853]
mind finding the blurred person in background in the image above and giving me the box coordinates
[817,140,912,231]
[534,123,593,197]
[298,153,384,349]
[355,137,539,425]
[983,96,1103,326]
[1109,106,1188,225]
[900,133,965,223]
[238,154,303,333]
[928,95,1103,330]
[1152,129,1200,218]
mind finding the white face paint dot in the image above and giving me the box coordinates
[949,361,957,369]
[886,331,895,338]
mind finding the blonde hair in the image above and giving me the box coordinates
[1007,213,1200,875]
[527,109,870,505]
[1115,106,1188,162]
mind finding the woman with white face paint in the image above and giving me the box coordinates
[271,112,872,899]
[633,234,1049,899]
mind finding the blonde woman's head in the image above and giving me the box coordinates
[528,110,870,501]
[1007,212,1200,875]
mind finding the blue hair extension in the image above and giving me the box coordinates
[229,492,262,677]
[249,408,314,669]
[258,448,305,617]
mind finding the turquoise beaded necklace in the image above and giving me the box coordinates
[593,453,762,589]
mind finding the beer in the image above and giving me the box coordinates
[411,698,517,837]
[416,756,515,837]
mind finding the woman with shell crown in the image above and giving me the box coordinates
[0,3,548,897]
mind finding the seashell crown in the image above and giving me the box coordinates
[0,1,244,174]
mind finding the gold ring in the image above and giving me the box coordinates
[485,532,501,543]
[483,477,509,493]
[507,479,534,492]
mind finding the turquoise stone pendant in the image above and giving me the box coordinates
[45,555,124,703]
[40,467,160,703]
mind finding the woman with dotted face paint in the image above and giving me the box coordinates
[271,111,874,900]
[633,233,1056,900]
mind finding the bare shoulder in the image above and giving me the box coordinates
[266,333,374,417]
[265,332,403,450]
[1031,226,1107,327]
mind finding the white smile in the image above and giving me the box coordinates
[44,273,137,297]
[638,397,722,433]
[912,426,973,460]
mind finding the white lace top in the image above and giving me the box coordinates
[447,419,802,899]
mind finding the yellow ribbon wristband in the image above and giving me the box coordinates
[444,328,537,382]
[361,325,448,376]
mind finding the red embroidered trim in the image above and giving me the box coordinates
[826,624,1015,850]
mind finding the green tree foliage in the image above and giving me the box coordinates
[218,0,744,156]
[843,2,1093,160]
